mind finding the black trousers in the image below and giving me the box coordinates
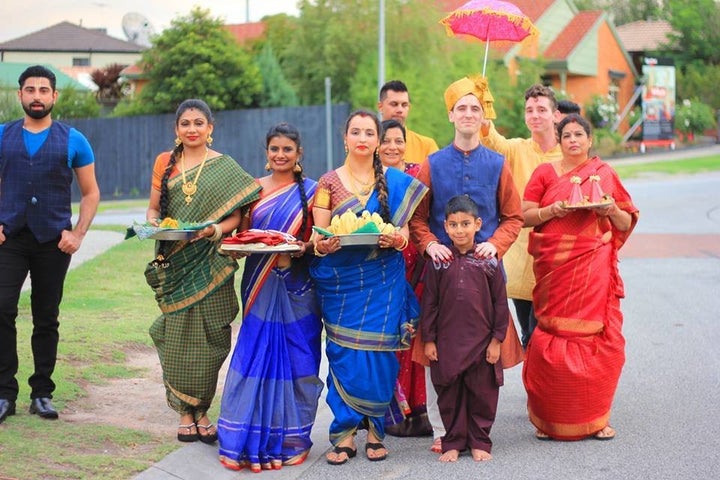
[513,298,538,349]
[0,227,71,401]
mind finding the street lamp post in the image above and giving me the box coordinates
[378,0,385,99]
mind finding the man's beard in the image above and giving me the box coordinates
[23,102,53,120]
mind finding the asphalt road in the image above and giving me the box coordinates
[134,167,720,478]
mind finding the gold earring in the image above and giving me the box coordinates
[265,162,272,171]
[293,162,302,173]
[207,135,214,146]
[174,137,181,146]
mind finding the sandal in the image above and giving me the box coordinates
[535,430,552,441]
[326,445,357,465]
[593,425,616,441]
[365,442,388,462]
[430,437,442,453]
[196,422,218,444]
[177,423,198,442]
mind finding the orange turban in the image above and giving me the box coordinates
[443,74,496,119]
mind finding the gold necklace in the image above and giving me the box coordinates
[180,148,209,204]
[347,167,374,196]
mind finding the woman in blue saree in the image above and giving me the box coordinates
[218,123,323,473]
[311,110,428,464]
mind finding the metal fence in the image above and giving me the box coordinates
[66,103,351,200]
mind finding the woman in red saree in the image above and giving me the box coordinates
[521,114,639,441]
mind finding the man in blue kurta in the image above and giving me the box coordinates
[0,65,100,423]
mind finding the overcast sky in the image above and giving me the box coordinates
[0,0,300,42]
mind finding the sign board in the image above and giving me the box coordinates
[641,58,675,141]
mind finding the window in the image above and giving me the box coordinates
[72,57,90,66]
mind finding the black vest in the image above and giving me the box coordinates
[0,120,73,243]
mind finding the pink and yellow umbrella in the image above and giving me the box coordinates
[440,0,539,75]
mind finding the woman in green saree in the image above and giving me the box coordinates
[144,99,261,443]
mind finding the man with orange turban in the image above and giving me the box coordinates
[409,75,524,458]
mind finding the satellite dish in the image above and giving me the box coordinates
[122,12,156,47]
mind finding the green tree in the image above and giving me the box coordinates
[255,44,298,107]
[120,7,262,115]
[677,63,720,110]
[664,0,720,66]
[574,0,668,25]
[284,0,382,104]
[0,87,23,123]
[54,86,100,120]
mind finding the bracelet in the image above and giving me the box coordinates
[313,241,327,257]
[537,208,544,222]
[394,235,409,251]
[209,223,223,241]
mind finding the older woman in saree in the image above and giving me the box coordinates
[521,114,639,441]
[311,110,428,464]
[217,123,323,473]
[144,99,261,443]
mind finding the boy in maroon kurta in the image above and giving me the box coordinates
[421,195,509,462]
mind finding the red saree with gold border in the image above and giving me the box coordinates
[521,156,639,440]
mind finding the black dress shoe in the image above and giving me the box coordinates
[0,399,16,424]
[29,397,59,419]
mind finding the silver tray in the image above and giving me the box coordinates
[220,243,301,253]
[336,233,381,246]
[149,229,200,240]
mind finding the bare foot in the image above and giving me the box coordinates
[439,449,459,462]
[471,449,492,461]
[594,425,616,440]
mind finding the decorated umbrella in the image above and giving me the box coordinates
[440,0,539,76]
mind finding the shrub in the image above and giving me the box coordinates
[585,94,619,129]
[674,98,716,135]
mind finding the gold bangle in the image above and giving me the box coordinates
[313,241,327,257]
[537,208,544,222]
[394,235,409,251]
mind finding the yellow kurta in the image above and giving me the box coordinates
[481,123,562,300]
[405,128,439,165]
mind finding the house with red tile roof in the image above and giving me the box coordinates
[440,0,638,131]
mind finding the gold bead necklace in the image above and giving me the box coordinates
[180,148,209,204]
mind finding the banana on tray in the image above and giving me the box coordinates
[326,209,397,235]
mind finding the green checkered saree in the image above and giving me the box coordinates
[145,154,260,416]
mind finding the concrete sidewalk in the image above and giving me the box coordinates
[61,143,719,479]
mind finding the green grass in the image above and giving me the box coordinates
[73,198,148,215]
[614,155,720,178]
[0,237,180,479]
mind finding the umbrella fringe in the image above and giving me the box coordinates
[440,9,539,39]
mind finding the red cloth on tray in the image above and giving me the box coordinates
[222,230,288,246]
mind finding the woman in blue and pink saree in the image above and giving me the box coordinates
[311,111,428,465]
[521,115,639,441]
[218,124,323,473]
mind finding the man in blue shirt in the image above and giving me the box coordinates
[0,65,100,423]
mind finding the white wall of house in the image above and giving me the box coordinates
[1,51,141,68]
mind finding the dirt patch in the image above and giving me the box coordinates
[62,338,235,442]
[61,344,177,438]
